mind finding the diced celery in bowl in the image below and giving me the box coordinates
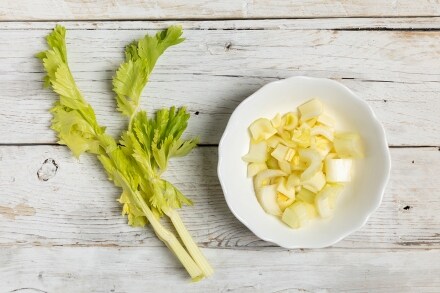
[218,76,391,248]
[243,99,364,229]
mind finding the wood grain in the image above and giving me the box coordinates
[2,247,440,293]
[3,18,440,30]
[1,22,440,145]
[1,0,440,21]
[0,145,438,250]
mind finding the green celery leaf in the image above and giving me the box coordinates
[112,25,184,118]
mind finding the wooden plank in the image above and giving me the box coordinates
[0,145,438,250]
[1,1,440,21]
[1,247,439,292]
[1,24,440,145]
[3,18,440,30]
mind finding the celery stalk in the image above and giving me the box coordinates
[38,25,211,281]
[165,208,214,277]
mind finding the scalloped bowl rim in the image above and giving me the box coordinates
[218,76,391,248]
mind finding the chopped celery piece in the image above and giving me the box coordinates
[291,127,311,148]
[283,112,299,130]
[285,148,295,162]
[317,114,335,127]
[247,162,267,178]
[271,113,282,128]
[299,148,322,181]
[254,169,287,188]
[334,132,364,158]
[328,184,344,209]
[311,136,332,158]
[282,201,315,229]
[315,184,344,218]
[326,153,337,159]
[298,98,323,121]
[270,176,284,185]
[315,189,332,218]
[271,144,292,162]
[242,141,267,163]
[267,135,283,148]
[256,185,282,216]
[286,173,300,189]
[266,156,279,169]
[302,171,326,193]
[296,188,316,204]
[278,159,291,174]
[249,118,277,142]
[311,125,334,141]
[325,158,352,182]
[290,155,307,171]
[277,193,295,211]
[276,177,295,199]
[304,117,318,127]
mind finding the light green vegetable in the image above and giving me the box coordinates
[296,188,316,204]
[315,184,344,218]
[247,162,267,177]
[282,201,316,228]
[249,118,277,141]
[243,141,268,163]
[311,125,334,141]
[254,169,287,188]
[298,98,323,121]
[256,185,282,216]
[38,25,212,281]
[317,113,335,127]
[334,132,364,159]
[325,158,352,182]
[302,171,326,193]
[298,148,322,181]
[276,177,295,199]
[244,99,364,229]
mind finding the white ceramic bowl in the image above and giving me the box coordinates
[218,76,391,248]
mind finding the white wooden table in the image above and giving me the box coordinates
[1,1,440,292]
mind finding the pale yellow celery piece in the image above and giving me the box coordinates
[254,169,287,188]
[283,112,299,130]
[314,184,343,218]
[282,201,315,229]
[334,132,364,158]
[317,113,335,127]
[302,171,326,193]
[249,118,277,142]
[298,98,323,121]
[276,177,295,199]
[296,188,316,204]
[271,113,282,128]
[325,158,352,182]
[247,162,267,178]
[278,159,291,174]
[256,184,282,216]
[266,155,279,169]
[311,125,334,141]
[271,144,290,161]
[242,141,268,163]
[299,148,322,181]
[277,193,295,211]
[286,173,300,189]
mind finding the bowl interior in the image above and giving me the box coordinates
[218,76,391,248]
